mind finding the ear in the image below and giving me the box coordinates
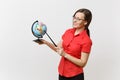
[84,22,87,25]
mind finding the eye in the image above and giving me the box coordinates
[73,17,84,21]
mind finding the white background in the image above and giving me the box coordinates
[0,0,120,80]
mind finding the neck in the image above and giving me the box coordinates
[74,27,85,35]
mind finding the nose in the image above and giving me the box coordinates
[73,19,77,23]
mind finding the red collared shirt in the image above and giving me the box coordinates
[58,28,92,77]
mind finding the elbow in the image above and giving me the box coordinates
[78,62,87,68]
[80,64,86,68]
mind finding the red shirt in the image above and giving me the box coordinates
[58,28,92,77]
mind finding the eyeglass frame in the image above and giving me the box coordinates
[73,16,85,21]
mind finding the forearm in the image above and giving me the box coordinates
[64,53,85,67]
[44,41,57,52]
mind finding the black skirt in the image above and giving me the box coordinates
[59,73,84,80]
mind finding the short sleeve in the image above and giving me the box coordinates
[81,41,92,53]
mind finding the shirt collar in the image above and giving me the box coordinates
[72,28,86,36]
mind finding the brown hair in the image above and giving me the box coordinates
[73,8,92,36]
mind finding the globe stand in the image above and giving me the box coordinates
[33,38,43,44]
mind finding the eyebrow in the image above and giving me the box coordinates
[73,16,84,20]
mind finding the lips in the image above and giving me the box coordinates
[73,23,78,26]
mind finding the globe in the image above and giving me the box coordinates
[31,20,47,38]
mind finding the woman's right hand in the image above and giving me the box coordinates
[33,39,47,45]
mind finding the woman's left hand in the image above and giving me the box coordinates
[56,47,65,56]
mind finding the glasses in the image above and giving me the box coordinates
[73,16,85,21]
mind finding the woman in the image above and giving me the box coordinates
[35,8,92,80]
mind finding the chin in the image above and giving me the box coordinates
[73,26,78,28]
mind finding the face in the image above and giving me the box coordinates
[73,12,87,29]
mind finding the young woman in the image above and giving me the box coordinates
[35,8,92,80]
